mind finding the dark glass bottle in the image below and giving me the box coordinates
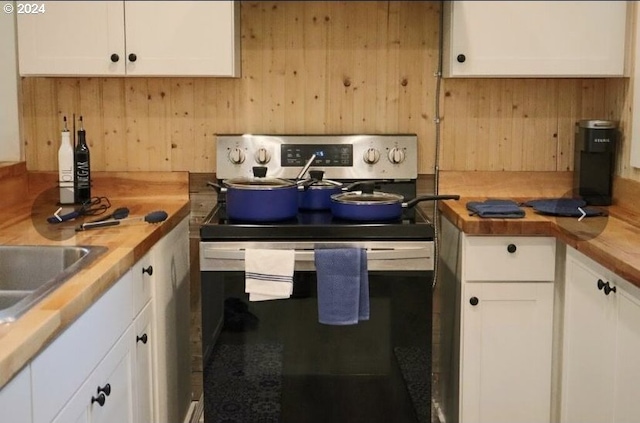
[74,116,91,203]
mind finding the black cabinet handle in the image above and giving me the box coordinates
[457,54,466,63]
[91,393,106,407]
[97,383,111,397]
[604,282,617,296]
[597,279,605,290]
[128,53,137,62]
[507,244,517,253]
[470,296,479,306]
[137,333,148,344]
[142,265,153,276]
[110,53,119,63]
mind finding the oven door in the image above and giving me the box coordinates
[199,241,433,423]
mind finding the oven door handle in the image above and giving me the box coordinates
[202,247,431,261]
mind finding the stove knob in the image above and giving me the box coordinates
[388,147,406,164]
[254,147,271,164]
[228,148,245,164]
[363,148,380,164]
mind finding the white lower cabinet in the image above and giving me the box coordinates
[150,217,191,423]
[459,235,555,423]
[52,325,136,423]
[560,246,640,423]
[0,216,190,423]
[461,282,554,423]
[32,269,134,423]
[0,365,32,423]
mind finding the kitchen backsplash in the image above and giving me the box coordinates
[18,1,636,180]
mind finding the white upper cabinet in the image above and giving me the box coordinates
[443,1,629,78]
[17,1,240,77]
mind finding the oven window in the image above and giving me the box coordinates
[201,271,433,423]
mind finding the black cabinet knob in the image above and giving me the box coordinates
[470,296,479,306]
[137,333,148,344]
[128,53,137,62]
[142,265,153,276]
[457,54,466,63]
[91,393,106,407]
[97,383,111,397]
[110,53,119,63]
[597,279,605,290]
[604,282,617,296]
[507,244,517,253]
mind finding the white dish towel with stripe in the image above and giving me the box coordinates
[245,249,295,301]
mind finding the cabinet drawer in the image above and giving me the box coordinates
[463,236,556,282]
[31,269,134,423]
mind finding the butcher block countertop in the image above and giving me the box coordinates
[0,167,190,389]
[438,171,640,288]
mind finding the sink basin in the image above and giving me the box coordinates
[0,245,107,323]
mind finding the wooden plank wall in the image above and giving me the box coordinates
[18,1,632,177]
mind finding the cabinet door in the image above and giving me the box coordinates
[52,325,136,423]
[0,366,32,423]
[612,285,640,422]
[150,217,191,423]
[124,1,240,76]
[17,1,125,76]
[134,302,154,423]
[461,282,553,423]
[561,254,616,423]
[443,1,627,77]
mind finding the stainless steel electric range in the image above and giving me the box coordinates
[200,134,436,423]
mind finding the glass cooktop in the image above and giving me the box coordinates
[199,204,434,241]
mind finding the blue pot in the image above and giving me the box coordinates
[298,170,344,211]
[331,191,460,222]
[223,176,299,222]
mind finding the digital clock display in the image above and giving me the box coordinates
[281,144,353,167]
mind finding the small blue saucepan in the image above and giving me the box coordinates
[298,170,344,211]
[330,183,460,222]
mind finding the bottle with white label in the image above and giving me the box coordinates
[58,116,75,204]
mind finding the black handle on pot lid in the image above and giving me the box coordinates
[252,166,268,177]
[308,170,325,181]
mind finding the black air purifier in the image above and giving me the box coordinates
[574,119,617,206]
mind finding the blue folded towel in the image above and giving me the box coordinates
[315,248,369,325]
[466,199,525,218]
[523,198,605,217]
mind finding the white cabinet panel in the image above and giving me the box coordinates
[17,1,125,76]
[561,251,616,423]
[31,269,133,423]
[17,1,240,77]
[443,1,628,77]
[125,1,240,76]
[52,325,135,423]
[0,366,32,423]
[560,246,640,423]
[461,282,553,423]
[150,217,191,423]
[134,302,154,423]
[463,236,556,281]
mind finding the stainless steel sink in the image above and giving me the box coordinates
[0,245,107,323]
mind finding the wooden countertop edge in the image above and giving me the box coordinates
[439,199,640,288]
[0,180,190,389]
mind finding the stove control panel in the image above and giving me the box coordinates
[216,134,418,180]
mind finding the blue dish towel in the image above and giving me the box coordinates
[315,248,370,325]
[466,199,525,218]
